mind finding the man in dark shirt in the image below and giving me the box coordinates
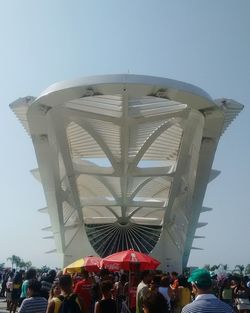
[40,269,57,299]
[46,274,85,313]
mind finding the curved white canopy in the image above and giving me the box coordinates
[10,74,243,269]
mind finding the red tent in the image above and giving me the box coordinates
[100,249,160,271]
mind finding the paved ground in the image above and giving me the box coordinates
[0,298,8,313]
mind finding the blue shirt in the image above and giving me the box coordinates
[20,280,29,298]
[181,294,234,313]
[19,296,48,313]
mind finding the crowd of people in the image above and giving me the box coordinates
[0,267,250,313]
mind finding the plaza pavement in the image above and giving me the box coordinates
[0,298,8,313]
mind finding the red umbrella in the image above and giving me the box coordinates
[100,249,160,271]
[64,256,101,273]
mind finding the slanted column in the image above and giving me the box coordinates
[152,109,204,272]
[165,109,205,224]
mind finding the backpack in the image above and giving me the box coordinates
[58,294,82,313]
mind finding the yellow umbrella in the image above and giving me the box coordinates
[63,256,101,273]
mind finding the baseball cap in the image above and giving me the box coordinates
[188,268,212,288]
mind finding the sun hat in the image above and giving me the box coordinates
[188,268,212,288]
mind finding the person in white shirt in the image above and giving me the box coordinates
[136,271,152,313]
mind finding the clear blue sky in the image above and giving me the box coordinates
[0,0,249,269]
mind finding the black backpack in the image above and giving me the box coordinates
[58,294,82,313]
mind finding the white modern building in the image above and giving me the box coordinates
[10,75,243,272]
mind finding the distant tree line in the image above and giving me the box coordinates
[1,257,250,276]
[0,255,52,273]
[203,264,250,275]
[5,254,32,270]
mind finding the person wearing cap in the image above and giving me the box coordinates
[181,268,235,313]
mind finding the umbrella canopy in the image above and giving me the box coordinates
[64,256,101,273]
[100,249,160,271]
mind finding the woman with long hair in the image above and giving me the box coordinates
[48,282,61,302]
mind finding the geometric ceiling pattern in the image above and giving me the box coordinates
[64,95,184,256]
